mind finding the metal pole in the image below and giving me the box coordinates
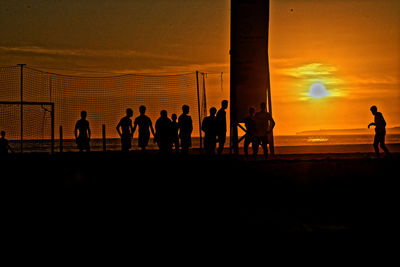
[17,64,26,153]
[59,125,63,153]
[196,71,202,154]
[51,104,54,154]
[265,0,274,156]
[102,124,106,152]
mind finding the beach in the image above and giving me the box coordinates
[2,149,399,234]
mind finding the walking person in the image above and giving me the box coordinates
[116,108,134,152]
[216,100,228,155]
[155,110,172,155]
[202,107,218,156]
[254,102,275,159]
[132,105,155,152]
[171,113,179,154]
[368,105,390,158]
[243,107,257,157]
[178,105,193,155]
[74,110,91,152]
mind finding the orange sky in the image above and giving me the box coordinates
[1,0,399,135]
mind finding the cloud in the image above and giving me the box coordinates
[0,45,190,62]
[279,63,338,78]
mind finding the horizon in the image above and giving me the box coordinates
[1,0,399,136]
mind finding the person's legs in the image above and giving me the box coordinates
[379,134,390,155]
[244,136,250,157]
[251,138,257,157]
[217,134,226,155]
[253,137,260,156]
[373,134,380,157]
[261,137,268,159]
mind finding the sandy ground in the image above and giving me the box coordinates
[2,150,399,236]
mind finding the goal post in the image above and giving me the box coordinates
[0,101,55,154]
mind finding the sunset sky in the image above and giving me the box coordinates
[1,0,399,135]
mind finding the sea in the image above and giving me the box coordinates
[8,134,400,154]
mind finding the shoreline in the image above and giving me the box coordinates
[4,143,400,158]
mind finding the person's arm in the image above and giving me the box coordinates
[268,117,276,133]
[87,123,91,140]
[74,122,78,140]
[129,121,133,137]
[132,118,138,136]
[368,122,375,128]
[201,119,206,133]
[189,117,193,134]
[150,121,155,137]
[116,121,122,137]
[153,121,159,143]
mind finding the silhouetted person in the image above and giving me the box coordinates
[116,108,133,152]
[368,105,390,158]
[254,102,275,159]
[178,105,193,155]
[0,131,14,156]
[155,110,172,154]
[243,107,257,157]
[216,100,228,155]
[171,113,179,154]
[202,107,218,156]
[74,110,91,152]
[132,105,155,152]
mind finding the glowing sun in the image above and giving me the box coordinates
[309,83,329,98]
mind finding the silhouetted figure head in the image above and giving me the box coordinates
[139,105,146,115]
[0,131,5,138]
[126,108,133,118]
[210,107,217,117]
[370,105,378,115]
[171,113,177,122]
[160,110,168,118]
[221,100,228,110]
[81,110,87,119]
[249,106,255,116]
[260,102,267,112]
[182,105,190,115]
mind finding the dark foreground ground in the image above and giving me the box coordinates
[2,151,399,237]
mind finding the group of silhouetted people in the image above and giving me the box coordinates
[115,104,193,155]
[242,102,276,158]
[201,100,229,156]
[0,104,392,158]
[201,101,276,158]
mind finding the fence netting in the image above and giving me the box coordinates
[0,66,206,152]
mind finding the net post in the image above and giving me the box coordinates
[102,124,106,152]
[196,70,203,154]
[59,125,63,153]
[51,103,54,154]
[17,64,26,153]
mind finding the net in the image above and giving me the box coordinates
[0,65,205,152]
[0,102,53,153]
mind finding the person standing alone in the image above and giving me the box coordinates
[216,100,228,155]
[132,105,155,152]
[254,102,275,159]
[178,105,193,155]
[368,105,390,158]
[116,108,134,152]
[74,110,91,152]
